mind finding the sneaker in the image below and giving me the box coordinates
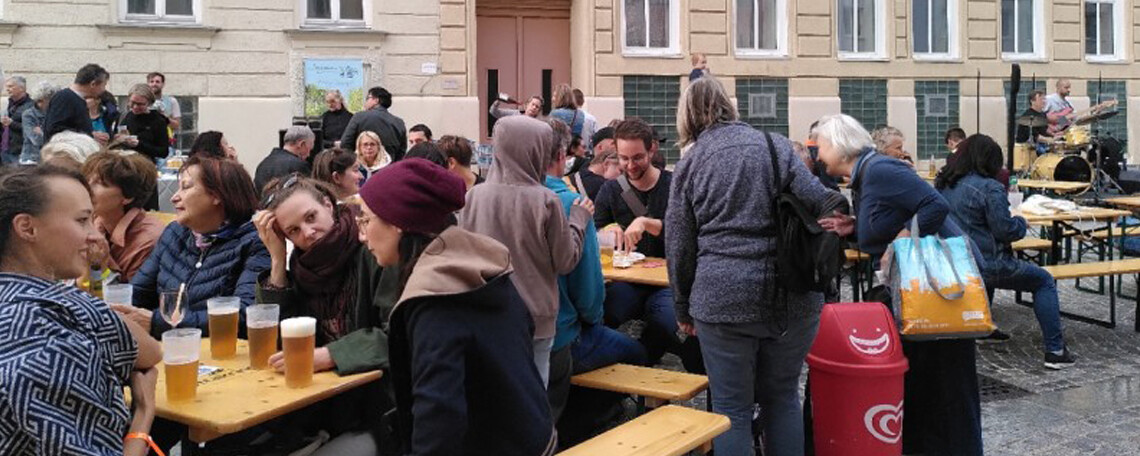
[1044,348,1076,370]
[977,328,1012,344]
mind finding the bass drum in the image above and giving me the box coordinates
[1032,153,1092,183]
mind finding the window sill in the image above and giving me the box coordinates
[735,50,790,60]
[913,54,961,63]
[96,23,218,49]
[1001,53,1048,63]
[286,27,386,37]
[622,47,683,59]
[1085,55,1128,65]
[0,22,21,46]
[837,53,890,62]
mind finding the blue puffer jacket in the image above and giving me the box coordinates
[131,221,270,338]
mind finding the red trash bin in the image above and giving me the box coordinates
[807,302,909,456]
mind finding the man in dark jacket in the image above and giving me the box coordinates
[319,90,353,149]
[44,63,109,142]
[3,76,33,165]
[254,126,314,194]
[340,87,407,161]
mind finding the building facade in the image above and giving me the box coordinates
[0,0,1137,169]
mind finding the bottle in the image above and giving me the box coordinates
[88,265,103,300]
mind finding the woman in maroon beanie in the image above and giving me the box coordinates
[358,158,556,456]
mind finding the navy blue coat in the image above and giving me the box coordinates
[131,221,270,338]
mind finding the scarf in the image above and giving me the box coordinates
[289,206,362,342]
[193,222,243,251]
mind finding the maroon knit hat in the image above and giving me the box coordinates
[359,158,466,234]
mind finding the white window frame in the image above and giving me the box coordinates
[733,0,789,59]
[1000,0,1046,61]
[912,0,960,61]
[836,0,887,61]
[1085,0,1126,63]
[300,0,371,29]
[621,0,681,57]
[119,0,201,25]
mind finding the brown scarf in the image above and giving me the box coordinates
[290,206,362,342]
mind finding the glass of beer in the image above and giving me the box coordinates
[206,297,240,359]
[246,304,280,370]
[162,328,201,402]
[598,230,615,267]
[281,317,316,388]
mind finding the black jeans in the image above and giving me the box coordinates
[900,339,984,456]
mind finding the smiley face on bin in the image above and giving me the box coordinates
[848,327,890,355]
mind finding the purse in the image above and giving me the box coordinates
[887,217,995,340]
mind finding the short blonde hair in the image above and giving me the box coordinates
[814,114,874,162]
[691,53,706,66]
[127,83,156,104]
[676,77,738,148]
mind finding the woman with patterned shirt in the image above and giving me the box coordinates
[0,165,161,456]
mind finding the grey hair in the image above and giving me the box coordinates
[31,81,58,102]
[6,76,25,89]
[814,114,874,161]
[870,125,904,151]
[546,118,571,163]
[128,83,156,104]
[41,131,101,165]
[676,77,738,148]
[283,125,315,145]
[325,89,344,103]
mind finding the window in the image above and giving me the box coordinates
[1087,81,1127,143]
[737,78,789,136]
[735,0,787,57]
[1085,0,1124,61]
[303,0,366,27]
[912,0,958,59]
[837,0,885,59]
[916,81,959,159]
[1001,0,1043,59]
[623,76,681,162]
[623,0,679,56]
[121,0,199,23]
[839,79,888,131]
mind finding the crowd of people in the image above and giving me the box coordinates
[0,61,1083,456]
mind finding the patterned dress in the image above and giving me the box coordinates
[0,273,138,455]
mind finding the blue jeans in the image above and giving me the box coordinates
[603,282,679,365]
[984,257,1065,353]
[696,315,820,456]
[570,323,648,375]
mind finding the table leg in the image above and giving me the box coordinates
[1050,221,1061,266]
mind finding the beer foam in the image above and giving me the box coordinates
[280,317,316,338]
[207,307,239,315]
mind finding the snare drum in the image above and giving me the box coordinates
[1064,125,1091,147]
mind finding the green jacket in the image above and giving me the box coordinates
[256,247,398,375]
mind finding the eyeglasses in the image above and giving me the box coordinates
[355,215,371,229]
[260,174,300,208]
[129,100,149,108]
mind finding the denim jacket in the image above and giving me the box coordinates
[938,173,1027,264]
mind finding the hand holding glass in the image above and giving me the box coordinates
[281,317,316,388]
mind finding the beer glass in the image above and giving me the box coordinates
[206,297,240,359]
[281,317,316,388]
[246,304,280,370]
[162,328,201,402]
[597,230,615,268]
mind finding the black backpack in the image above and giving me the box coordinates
[764,132,844,293]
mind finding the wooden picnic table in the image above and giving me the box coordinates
[1018,207,1131,265]
[602,258,669,287]
[1016,179,1090,194]
[1105,196,1140,211]
[147,339,381,444]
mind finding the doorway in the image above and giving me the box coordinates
[476,0,572,142]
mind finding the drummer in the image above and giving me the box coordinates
[1015,90,1054,154]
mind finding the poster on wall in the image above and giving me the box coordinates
[303,59,364,117]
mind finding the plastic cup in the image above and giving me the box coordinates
[281,317,316,388]
[162,328,201,401]
[246,304,280,370]
[206,297,241,359]
[104,283,133,306]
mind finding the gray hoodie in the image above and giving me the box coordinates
[459,115,591,339]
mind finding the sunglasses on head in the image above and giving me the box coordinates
[260,174,300,208]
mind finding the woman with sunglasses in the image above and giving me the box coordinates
[253,174,395,454]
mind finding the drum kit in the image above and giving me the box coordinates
[1018,104,1125,195]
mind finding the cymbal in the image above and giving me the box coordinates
[1016,115,1049,128]
[1075,110,1119,126]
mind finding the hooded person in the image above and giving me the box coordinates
[358,159,557,456]
[458,115,594,386]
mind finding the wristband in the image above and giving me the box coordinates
[124,432,166,456]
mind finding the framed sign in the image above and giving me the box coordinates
[303,59,364,117]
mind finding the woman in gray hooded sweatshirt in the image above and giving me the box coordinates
[459,115,593,386]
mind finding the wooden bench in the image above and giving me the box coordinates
[1012,238,1052,251]
[571,364,709,414]
[557,405,730,456]
[1036,259,1140,331]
